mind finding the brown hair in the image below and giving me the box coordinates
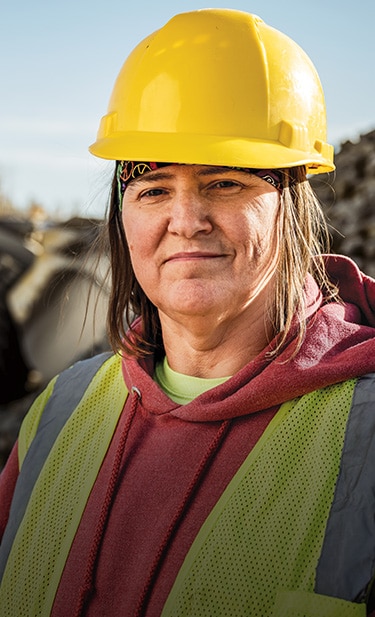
[102,163,337,359]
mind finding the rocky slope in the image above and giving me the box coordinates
[310,129,375,278]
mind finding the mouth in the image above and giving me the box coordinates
[165,251,225,263]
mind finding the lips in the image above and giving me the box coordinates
[165,251,224,263]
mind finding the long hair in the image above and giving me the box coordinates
[102,163,337,359]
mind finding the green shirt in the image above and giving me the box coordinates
[154,356,230,404]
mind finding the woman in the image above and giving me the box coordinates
[1,9,375,617]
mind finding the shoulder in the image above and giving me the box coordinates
[18,351,119,468]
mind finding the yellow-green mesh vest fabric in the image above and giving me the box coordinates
[0,353,127,617]
[271,590,365,616]
[162,378,366,617]
[0,366,371,617]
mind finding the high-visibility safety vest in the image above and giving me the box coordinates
[1,352,375,617]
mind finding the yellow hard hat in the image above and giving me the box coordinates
[89,9,334,174]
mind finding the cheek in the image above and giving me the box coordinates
[240,201,280,259]
[122,214,142,271]
[122,217,136,259]
[122,213,160,277]
[126,235,145,266]
[122,212,143,254]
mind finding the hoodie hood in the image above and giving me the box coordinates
[123,255,375,422]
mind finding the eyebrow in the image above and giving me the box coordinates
[196,166,238,176]
[127,171,176,188]
[126,166,243,189]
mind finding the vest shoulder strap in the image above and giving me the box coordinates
[0,351,127,616]
[316,372,375,605]
[18,351,114,467]
[162,377,366,616]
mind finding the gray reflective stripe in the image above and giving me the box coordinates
[0,351,113,582]
[315,373,375,602]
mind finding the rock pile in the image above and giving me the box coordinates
[310,128,375,278]
[0,216,110,469]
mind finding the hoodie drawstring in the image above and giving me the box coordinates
[74,386,140,617]
[133,418,232,617]
[74,391,231,617]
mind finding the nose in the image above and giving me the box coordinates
[167,191,213,238]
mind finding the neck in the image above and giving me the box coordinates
[159,302,275,378]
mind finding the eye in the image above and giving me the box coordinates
[139,187,167,199]
[134,187,171,205]
[208,179,244,192]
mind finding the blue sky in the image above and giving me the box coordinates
[1,0,374,218]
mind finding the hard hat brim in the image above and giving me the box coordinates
[89,131,335,174]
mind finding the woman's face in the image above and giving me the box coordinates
[121,164,281,327]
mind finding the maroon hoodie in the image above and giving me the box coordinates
[1,255,375,616]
